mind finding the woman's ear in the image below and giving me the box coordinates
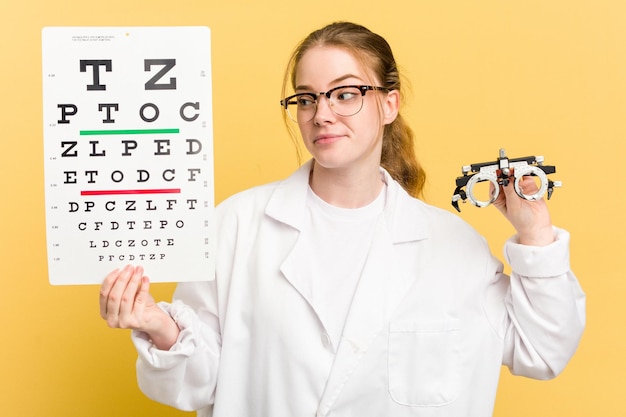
[382,89,400,125]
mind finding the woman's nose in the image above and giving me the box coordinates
[312,95,336,123]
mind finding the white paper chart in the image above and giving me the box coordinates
[42,26,215,285]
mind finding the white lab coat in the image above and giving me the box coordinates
[132,160,585,417]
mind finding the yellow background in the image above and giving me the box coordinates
[0,0,623,416]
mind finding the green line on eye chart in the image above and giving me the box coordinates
[79,128,180,135]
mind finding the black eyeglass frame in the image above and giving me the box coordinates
[280,85,389,113]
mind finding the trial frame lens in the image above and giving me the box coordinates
[280,85,388,122]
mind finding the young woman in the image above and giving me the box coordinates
[99,22,585,417]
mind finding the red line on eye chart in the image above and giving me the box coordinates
[80,189,181,196]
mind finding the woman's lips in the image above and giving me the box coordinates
[313,134,343,145]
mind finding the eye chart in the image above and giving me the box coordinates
[42,27,215,285]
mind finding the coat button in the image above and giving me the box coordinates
[320,332,332,349]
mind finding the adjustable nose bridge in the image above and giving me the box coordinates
[313,91,335,121]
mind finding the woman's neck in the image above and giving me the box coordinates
[308,160,384,208]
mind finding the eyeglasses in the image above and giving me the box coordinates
[280,85,389,123]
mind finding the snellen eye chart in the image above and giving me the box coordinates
[42,26,215,285]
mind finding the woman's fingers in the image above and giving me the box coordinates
[99,267,122,320]
[135,275,151,310]
[99,265,136,328]
[117,266,144,327]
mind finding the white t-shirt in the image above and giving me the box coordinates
[300,184,386,349]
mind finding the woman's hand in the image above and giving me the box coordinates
[491,176,555,246]
[99,265,180,350]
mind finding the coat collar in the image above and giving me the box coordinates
[266,160,432,415]
[265,159,430,243]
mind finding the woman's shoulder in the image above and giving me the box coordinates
[216,180,281,215]
[216,162,311,219]
[410,197,486,243]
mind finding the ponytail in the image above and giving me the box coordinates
[382,114,426,198]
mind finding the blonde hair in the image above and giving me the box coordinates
[281,21,426,198]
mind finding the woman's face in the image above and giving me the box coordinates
[294,46,399,172]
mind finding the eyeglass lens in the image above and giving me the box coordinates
[287,86,365,122]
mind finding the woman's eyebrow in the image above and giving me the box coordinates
[295,74,364,92]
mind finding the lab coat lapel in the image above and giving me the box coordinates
[317,172,430,415]
[266,161,318,308]
[266,162,431,414]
